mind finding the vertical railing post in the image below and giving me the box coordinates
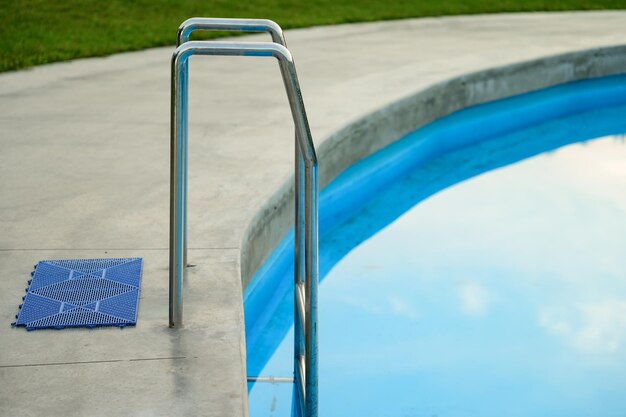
[294,141,306,416]
[169,50,189,328]
[278,56,319,417]
[304,157,318,417]
[178,53,189,270]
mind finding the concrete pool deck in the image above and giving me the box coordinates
[1,11,625,417]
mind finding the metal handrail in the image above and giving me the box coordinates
[177,18,285,46]
[168,25,318,417]
[173,19,315,417]
[173,18,315,416]
[174,18,288,269]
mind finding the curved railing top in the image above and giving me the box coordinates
[173,40,291,60]
[177,17,286,46]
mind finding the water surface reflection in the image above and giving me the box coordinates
[252,135,626,417]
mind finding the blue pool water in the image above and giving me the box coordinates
[245,75,626,416]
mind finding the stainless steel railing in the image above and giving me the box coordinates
[175,18,287,270]
[169,18,319,417]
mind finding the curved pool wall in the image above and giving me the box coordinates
[240,45,626,288]
[244,73,626,377]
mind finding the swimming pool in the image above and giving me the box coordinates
[244,75,626,416]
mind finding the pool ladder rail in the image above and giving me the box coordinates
[168,18,319,417]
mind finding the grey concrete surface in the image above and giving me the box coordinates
[1,11,625,417]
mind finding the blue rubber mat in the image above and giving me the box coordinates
[13,258,143,330]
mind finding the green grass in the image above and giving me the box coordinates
[0,0,624,72]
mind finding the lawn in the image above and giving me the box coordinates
[0,0,624,72]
